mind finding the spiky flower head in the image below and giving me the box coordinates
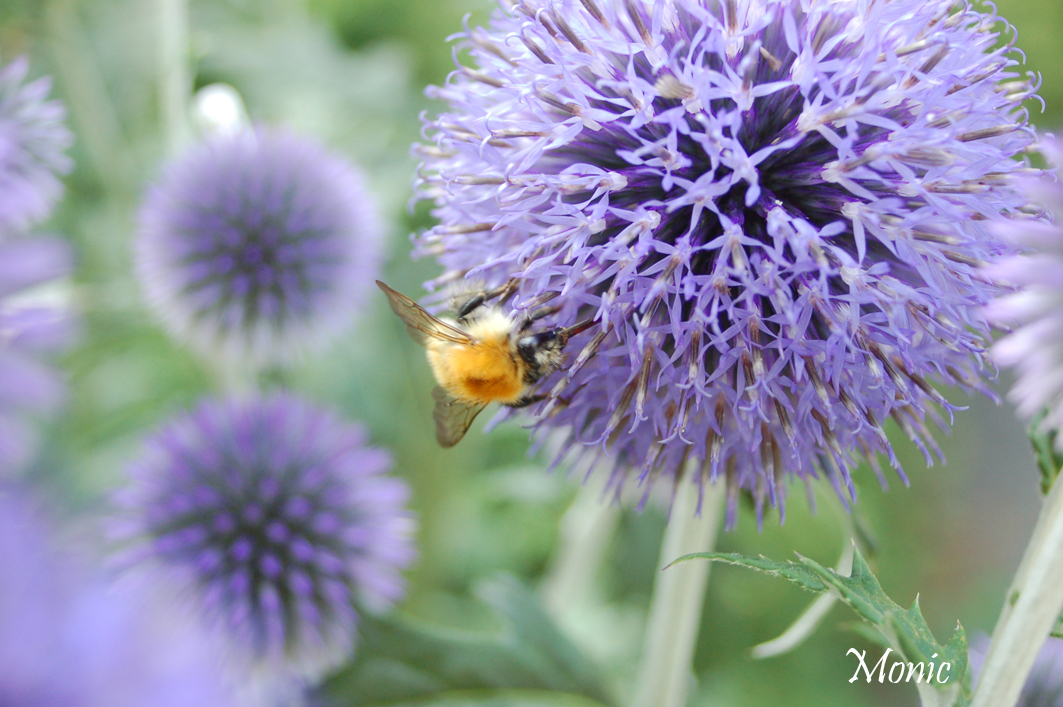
[415,0,1039,522]
[0,237,74,473]
[136,128,383,365]
[984,138,1063,446]
[0,55,73,234]
[115,394,415,679]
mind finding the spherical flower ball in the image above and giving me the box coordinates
[114,393,416,680]
[136,128,384,365]
[0,486,236,707]
[985,138,1063,447]
[0,236,75,473]
[0,55,73,234]
[414,0,1040,522]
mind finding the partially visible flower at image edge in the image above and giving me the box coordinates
[0,54,73,234]
[970,635,1063,707]
[136,128,383,365]
[415,0,1041,522]
[112,393,416,681]
[0,237,75,473]
[984,138,1063,448]
[0,485,236,707]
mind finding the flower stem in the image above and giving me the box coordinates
[541,476,621,620]
[751,539,854,659]
[158,0,191,153]
[44,0,134,188]
[970,473,1063,707]
[631,479,726,707]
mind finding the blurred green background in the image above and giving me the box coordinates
[4,0,1062,705]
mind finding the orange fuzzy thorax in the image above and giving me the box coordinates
[426,313,526,405]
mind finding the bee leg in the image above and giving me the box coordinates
[456,279,518,320]
[508,393,548,409]
[517,303,562,332]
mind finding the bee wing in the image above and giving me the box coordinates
[377,280,475,347]
[431,386,487,448]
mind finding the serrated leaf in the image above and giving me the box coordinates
[674,548,970,707]
[319,576,613,707]
[839,620,892,650]
[669,551,828,592]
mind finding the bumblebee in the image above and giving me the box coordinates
[377,280,592,447]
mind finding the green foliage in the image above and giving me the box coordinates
[674,548,970,707]
[321,577,613,707]
[1029,411,1063,494]
[4,1,1061,705]
[306,0,494,85]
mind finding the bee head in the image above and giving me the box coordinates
[516,329,565,378]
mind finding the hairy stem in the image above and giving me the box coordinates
[631,479,726,707]
[971,473,1063,707]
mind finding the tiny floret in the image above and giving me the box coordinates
[415,0,1040,523]
[136,128,383,364]
[0,55,73,234]
[115,394,415,678]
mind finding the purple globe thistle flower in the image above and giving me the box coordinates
[0,236,75,473]
[114,394,415,680]
[414,0,1040,522]
[0,55,73,234]
[984,138,1063,445]
[136,128,383,365]
[0,486,236,707]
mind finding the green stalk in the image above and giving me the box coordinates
[631,479,726,707]
[158,0,191,153]
[970,472,1063,707]
[541,476,621,621]
[45,0,134,188]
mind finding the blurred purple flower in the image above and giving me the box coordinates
[114,394,415,680]
[136,128,383,365]
[984,139,1063,446]
[0,486,236,707]
[415,0,1039,522]
[0,55,73,234]
[971,635,1063,707]
[0,237,75,473]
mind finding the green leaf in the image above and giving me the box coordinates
[1029,410,1063,494]
[674,548,970,707]
[667,551,828,592]
[320,576,614,707]
[1051,612,1063,640]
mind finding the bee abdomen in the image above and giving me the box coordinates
[458,375,524,404]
